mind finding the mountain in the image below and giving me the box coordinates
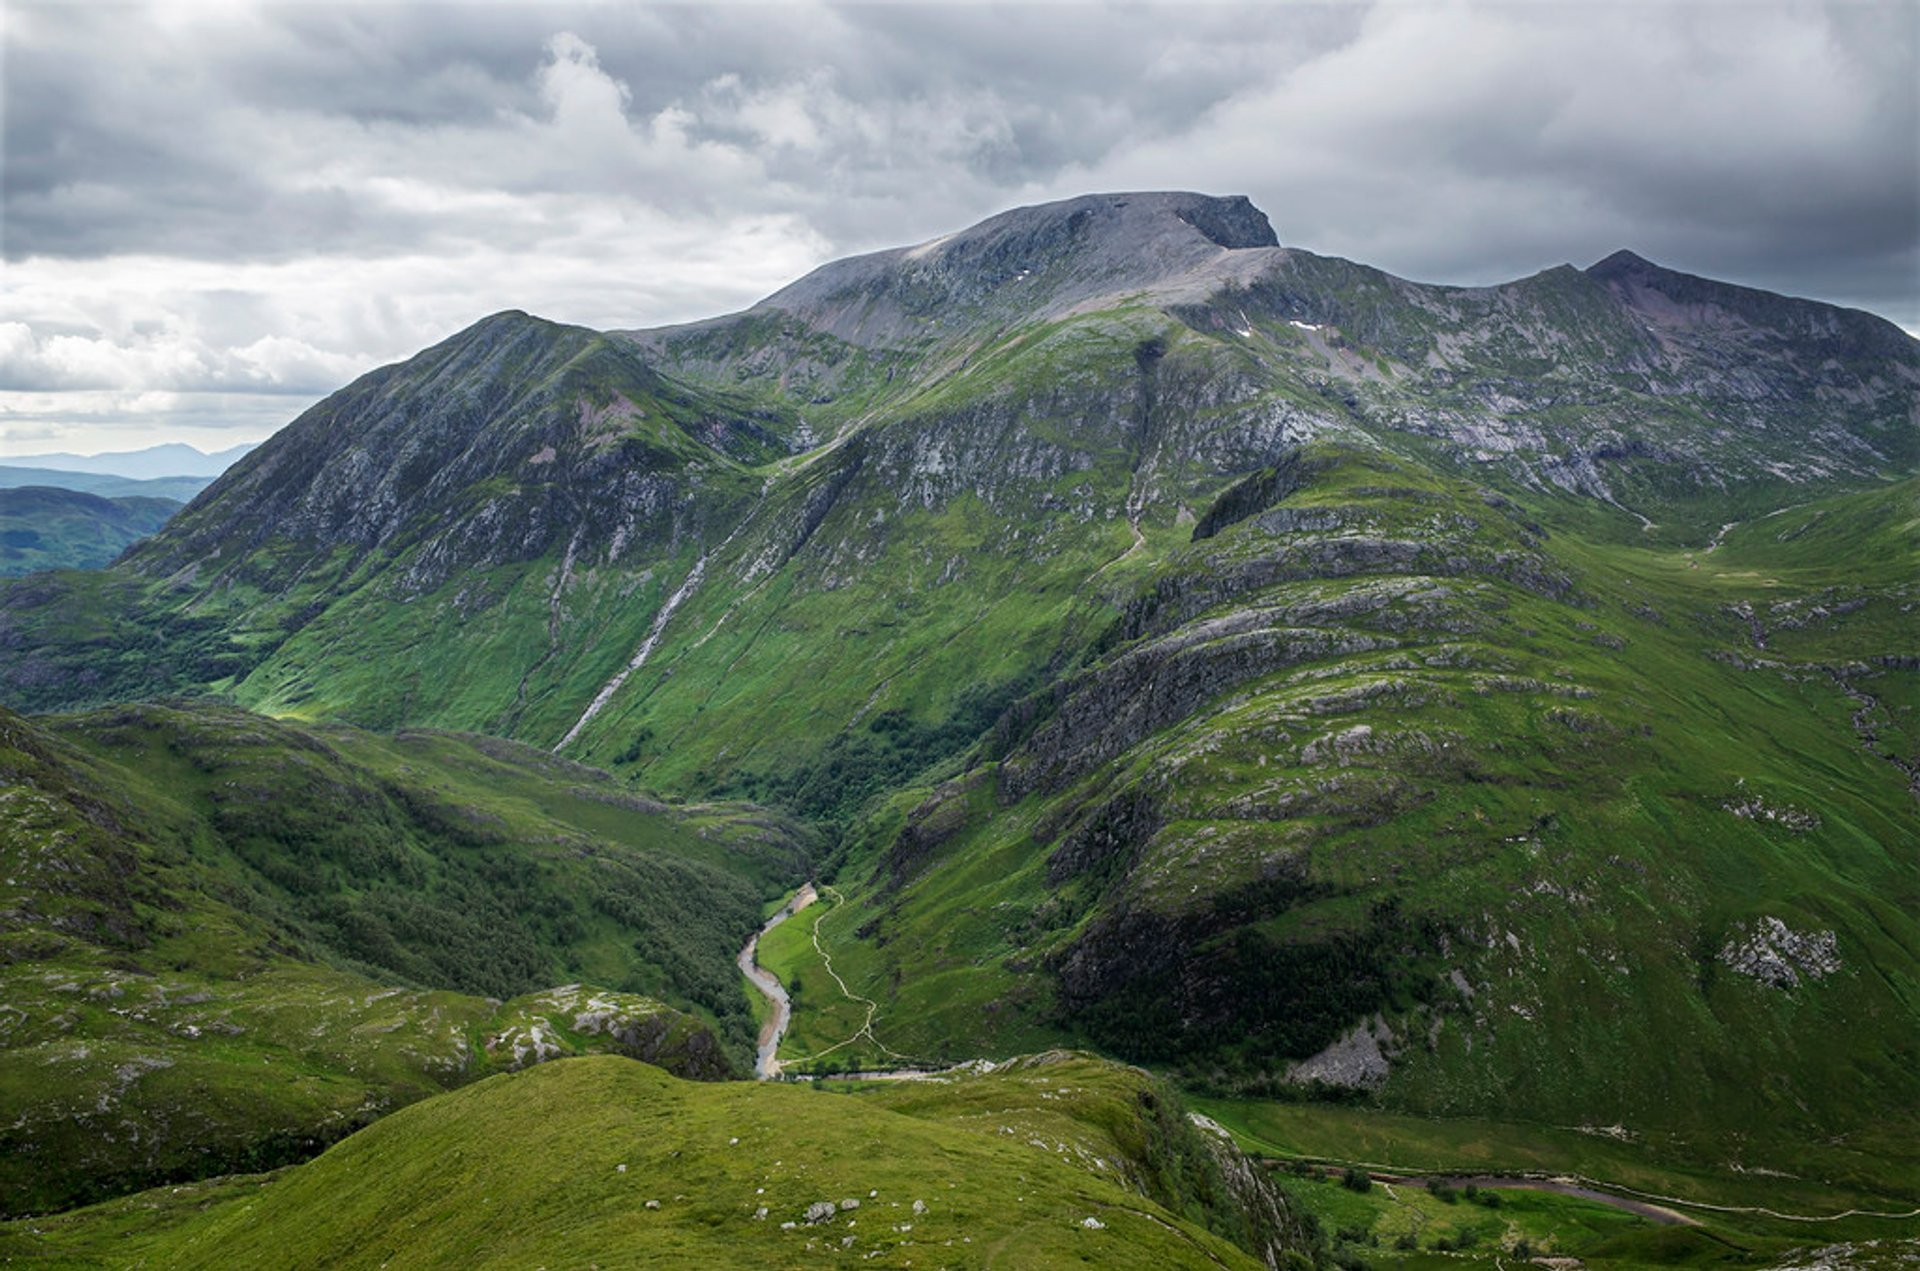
[0,701,812,1214]
[2,441,257,480]
[0,465,213,501]
[0,486,182,575]
[0,192,1915,1222]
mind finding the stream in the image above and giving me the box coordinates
[738,883,815,1079]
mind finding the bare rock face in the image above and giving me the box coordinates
[1286,1016,1396,1090]
[1720,917,1841,989]
[1187,1111,1323,1270]
[121,312,773,596]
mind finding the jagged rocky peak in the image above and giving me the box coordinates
[750,191,1285,345]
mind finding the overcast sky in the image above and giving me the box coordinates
[3,1,1916,457]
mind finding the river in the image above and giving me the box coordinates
[737,883,816,1079]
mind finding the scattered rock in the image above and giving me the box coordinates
[805,1201,838,1225]
[644,1200,660,1210]
[1081,1216,1106,1230]
[1721,917,1841,989]
[1724,795,1820,832]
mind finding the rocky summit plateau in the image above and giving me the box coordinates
[1,192,1916,1270]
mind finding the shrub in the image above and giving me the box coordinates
[1341,1167,1372,1193]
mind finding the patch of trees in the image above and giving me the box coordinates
[1061,895,1444,1078]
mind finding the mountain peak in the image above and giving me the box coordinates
[750,192,1283,345]
[1586,248,1660,278]
[905,191,1278,258]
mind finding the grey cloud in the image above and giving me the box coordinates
[3,2,1348,263]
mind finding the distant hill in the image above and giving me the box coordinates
[1,441,256,480]
[0,485,182,575]
[0,466,212,501]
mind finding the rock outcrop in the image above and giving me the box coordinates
[1721,917,1842,990]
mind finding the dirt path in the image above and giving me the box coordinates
[777,885,908,1069]
[738,883,911,1078]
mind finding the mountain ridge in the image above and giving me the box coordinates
[0,442,256,481]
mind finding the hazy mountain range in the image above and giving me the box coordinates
[1,442,257,481]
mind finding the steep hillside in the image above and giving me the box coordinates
[0,311,789,732]
[0,1052,1314,1269]
[0,486,180,575]
[0,702,811,1214]
[759,459,1919,1173]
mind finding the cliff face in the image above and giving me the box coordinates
[128,311,782,595]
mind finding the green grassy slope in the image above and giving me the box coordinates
[0,703,813,1215]
[761,461,1918,1186]
[0,1052,1309,1269]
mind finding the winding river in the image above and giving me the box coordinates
[738,883,815,1079]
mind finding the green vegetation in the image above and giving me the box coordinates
[1200,1097,1920,1258]
[765,448,1917,1187]
[0,1053,1291,1269]
[0,702,812,1214]
[1278,1166,1657,1268]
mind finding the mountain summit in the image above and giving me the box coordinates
[745,192,1283,344]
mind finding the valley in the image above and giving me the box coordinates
[0,191,1914,1268]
